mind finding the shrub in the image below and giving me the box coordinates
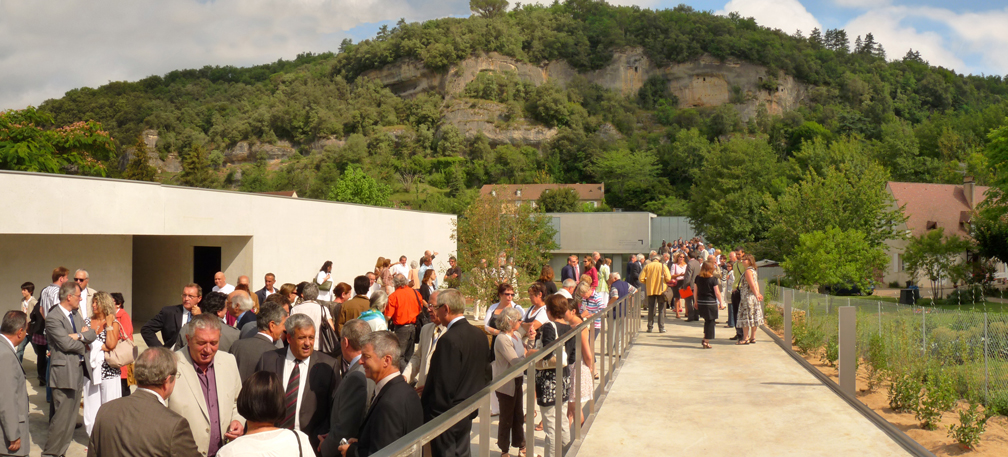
[822,337,839,367]
[917,367,957,430]
[793,316,825,356]
[888,370,922,413]
[765,304,783,332]
[865,333,888,391]
[948,402,990,450]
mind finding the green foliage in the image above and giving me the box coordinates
[589,148,667,211]
[463,71,535,103]
[123,136,157,182]
[470,0,509,19]
[0,106,115,176]
[637,75,677,110]
[782,227,888,291]
[948,402,991,450]
[536,187,580,212]
[822,337,839,367]
[642,194,689,216]
[865,332,888,391]
[527,82,570,128]
[917,367,957,430]
[764,303,783,332]
[179,145,219,188]
[904,228,973,299]
[327,165,392,207]
[792,315,825,356]
[888,371,922,413]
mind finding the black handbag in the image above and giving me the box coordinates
[27,301,45,336]
[317,304,340,357]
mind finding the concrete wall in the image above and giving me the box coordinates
[0,171,456,318]
[545,212,653,255]
[650,217,697,250]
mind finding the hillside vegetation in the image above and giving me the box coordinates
[5,0,1008,262]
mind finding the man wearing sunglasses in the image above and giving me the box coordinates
[73,269,97,312]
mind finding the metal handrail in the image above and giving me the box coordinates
[373,290,643,457]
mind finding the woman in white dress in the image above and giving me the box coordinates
[82,291,123,435]
[315,260,335,302]
[218,371,314,457]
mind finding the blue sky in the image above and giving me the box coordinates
[1,0,1006,111]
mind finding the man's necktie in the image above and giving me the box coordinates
[282,360,301,429]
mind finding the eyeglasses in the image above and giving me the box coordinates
[74,278,86,282]
[502,293,515,297]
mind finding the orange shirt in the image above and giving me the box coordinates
[384,286,423,326]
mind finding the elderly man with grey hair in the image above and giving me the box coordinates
[338,331,423,457]
[384,273,423,368]
[557,278,577,300]
[255,313,340,452]
[88,347,200,456]
[168,314,245,457]
[403,289,444,392]
[319,319,375,457]
[229,290,256,333]
[291,282,334,351]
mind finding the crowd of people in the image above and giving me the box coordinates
[1,239,762,457]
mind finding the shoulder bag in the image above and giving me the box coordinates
[534,321,568,371]
[105,320,137,368]
[317,304,340,357]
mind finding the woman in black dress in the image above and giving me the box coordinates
[694,259,725,349]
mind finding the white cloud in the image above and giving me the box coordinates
[844,7,966,71]
[0,0,470,111]
[717,0,822,36]
[833,0,889,8]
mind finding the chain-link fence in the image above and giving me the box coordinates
[762,283,1008,410]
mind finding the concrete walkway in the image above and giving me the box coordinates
[576,316,911,457]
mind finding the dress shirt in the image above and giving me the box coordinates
[195,361,222,457]
[213,284,235,294]
[235,311,247,328]
[65,309,84,361]
[81,288,91,309]
[21,298,30,314]
[136,387,168,406]
[2,334,14,352]
[445,315,465,331]
[182,309,193,329]
[374,371,401,399]
[390,263,410,279]
[282,349,310,430]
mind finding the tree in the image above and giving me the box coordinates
[589,148,667,210]
[178,145,219,188]
[123,136,157,182]
[327,165,392,206]
[537,187,580,212]
[782,226,888,291]
[454,190,557,316]
[470,0,509,18]
[903,228,972,300]
[0,106,115,176]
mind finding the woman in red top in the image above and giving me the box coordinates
[111,292,134,396]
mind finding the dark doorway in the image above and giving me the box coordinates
[193,246,221,297]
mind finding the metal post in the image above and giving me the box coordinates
[784,287,792,345]
[479,394,491,457]
[525,363,535,457]
[878,301,882,335]
[553,344,564,457]
[574,328,583,440]
[839,306,857,396]
[922,307,927,357]
[985,313,990,404]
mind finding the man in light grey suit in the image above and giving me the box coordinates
[318,319,375,457]
[1,311,30,456]
[44,281,97,457]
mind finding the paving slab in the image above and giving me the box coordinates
[575,315,911,457]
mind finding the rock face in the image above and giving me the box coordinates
[223,141,296,164]
[444,99,558,145]
[362,48,807,120]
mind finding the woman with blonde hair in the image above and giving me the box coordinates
[381,257,394,295]
[736,254,765,345]
[82,291,123,435]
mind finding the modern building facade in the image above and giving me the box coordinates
[0,171,455,327]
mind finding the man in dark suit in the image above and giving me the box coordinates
[1,311,30,456]
[174,291,240,352]
[44,281,97,457]
[559,255,579,283]
[230,290,257,333]
[319,319,375,457]
[87,347,199,457]
[256,313,340,451]
[683,251,702,322]
[626,254,642,288]
[254,273,277,308]
[338,330,422,457]
[229,301,287,382]
[141,283,202,348]
[421,289,490,457]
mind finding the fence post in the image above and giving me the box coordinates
[479,394,491,457]
[574,328,583,440]
[784,287,792,345]
[922,307,927,357]
[553,344,564,457]
[525,362,535,456]
[985,312,990,404]
[839,306,857,396]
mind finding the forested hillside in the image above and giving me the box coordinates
[5,0,1008,263]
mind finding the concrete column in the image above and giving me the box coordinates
[839,306,857,396]
[784,288,792,345]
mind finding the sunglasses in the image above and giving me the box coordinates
[74,278,86,282]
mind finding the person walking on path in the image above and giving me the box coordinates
[693,261,725,349]
[736,254,765,345]
[637,254,672,333]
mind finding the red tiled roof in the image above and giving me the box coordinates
[887,181,989,238]
[479,183,604,201]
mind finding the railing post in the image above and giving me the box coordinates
[553,344,564,457]
[479,394,491,457]
[574,328,582,440]
[784,287,792,346]
[601,310,608,387]
[526,362,535,457]
[985,312,990,404]
[839,306,857,396]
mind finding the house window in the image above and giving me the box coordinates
[898,254,904,272]
[491,190,496,197]
[516,189,522,197]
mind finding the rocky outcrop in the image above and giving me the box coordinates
[363,49,807,120]
[443,99,558,145]
[223,141,296,164]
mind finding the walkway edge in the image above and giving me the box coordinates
[761,325,936,457]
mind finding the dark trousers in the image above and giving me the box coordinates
[121,378,131,397]
[646,295,665,331]
[496,380,526,453]
[431,417,473,457]
[703,317,716,339]
[32,342,47,382]
[731,289,743,338]
[393,323,416,371]
[685,295,698,321]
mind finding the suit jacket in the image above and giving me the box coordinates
[0,337,29,456]
[402,322,443,388]
[141,304,186,348]
[173,321,240,353]
[87,389,199,457]
[560,264,577,283]
[45,305,96,390]
[255,348,340,450]
[228,333,277,382]
[168,349,244,457]
[420,319,490,421]
[684,259,702,290]
[254,287,270,307]
[234,312,256,334]
[319,360,375,457]
[626,261,642,287]
[347,375,423,457]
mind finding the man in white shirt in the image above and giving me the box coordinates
[557,279,576,300]
[73,269,97,313]
[390,255,410,279]
[212,272,235,294]
[255,273,277,305]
